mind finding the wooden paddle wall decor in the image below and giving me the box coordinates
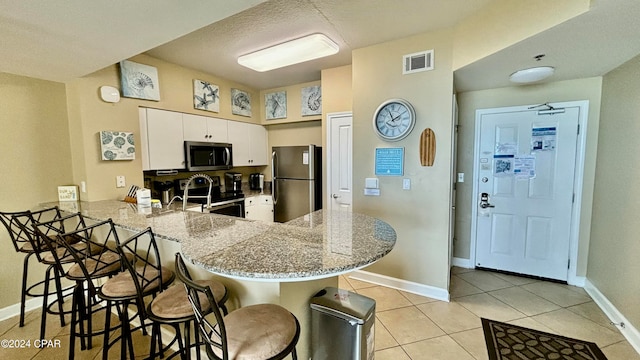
[419,128,436,166]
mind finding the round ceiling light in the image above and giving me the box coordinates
[509,66,555,84]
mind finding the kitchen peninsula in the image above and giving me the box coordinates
[46,200,396,358]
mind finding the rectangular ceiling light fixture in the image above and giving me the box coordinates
[238,33,339,72]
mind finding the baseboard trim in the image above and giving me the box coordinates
[584,279,640,354]
[568,274,586,287]
[0,286,76,323]
[350,270,450,302]
[452,257,473,269]
[0,297,43,323]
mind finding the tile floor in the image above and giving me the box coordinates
[0,267,638,359]
[339,267,640,360]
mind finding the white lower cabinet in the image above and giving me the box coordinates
[244,195,273,222]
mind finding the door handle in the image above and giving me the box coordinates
[332,194,340,199]
[480,192,495,208]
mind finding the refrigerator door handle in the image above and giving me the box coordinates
[308,144,315,179]
[272,151,278,205]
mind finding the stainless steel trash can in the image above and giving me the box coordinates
[310,287,376,360]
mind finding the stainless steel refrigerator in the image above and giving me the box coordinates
[272,145,322,223]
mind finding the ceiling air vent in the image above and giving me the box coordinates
[403,49,434,74]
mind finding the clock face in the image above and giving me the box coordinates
[373,99,415,141]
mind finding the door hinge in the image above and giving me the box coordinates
[568,259,571,269]
[572,193,575,203]
[577,124,580,135]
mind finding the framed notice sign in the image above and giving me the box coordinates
[375,147,404,176]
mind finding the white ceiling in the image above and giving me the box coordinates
[455,0,640,92]
[0,0,265,82]
[146,0,493,89]
[2,0,640,92]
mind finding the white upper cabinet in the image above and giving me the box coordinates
[183,113,228,143]
[140,108,185,171]
[140,108,267,170]
[227,121,268,166]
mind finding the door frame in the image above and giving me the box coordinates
[325,111,353,212]
[470,100,589,285]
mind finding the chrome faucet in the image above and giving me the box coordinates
[166,195,182,209]
[182,173,214,211]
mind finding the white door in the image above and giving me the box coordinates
[474,105,579,281]
[327,112,353,211]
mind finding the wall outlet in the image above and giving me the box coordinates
[116,175,126,188]
[80,181,86,193]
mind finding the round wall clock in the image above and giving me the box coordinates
[372,98,416,141]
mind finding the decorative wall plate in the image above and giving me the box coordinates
[193,79,219,112]
[119,60,160,101]
[265,91,287,120]
[301,85,321,116]
[100,131,135,160]
[232,88,252,117]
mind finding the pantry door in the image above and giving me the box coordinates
[473,104,581,281]
[327,112,353,212]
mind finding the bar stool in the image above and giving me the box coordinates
[141,242,229,359]
[175,252,300,360]
[98,227,175,359]
[33,215,127,360]
[0,207,74,342]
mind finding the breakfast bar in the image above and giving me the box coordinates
[45,200,396,358]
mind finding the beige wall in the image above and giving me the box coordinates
[455,77,602,277]
[588,55,640,329]
[65,54,261,201]
[352,30,455,290]
[0,73,73,308]
[321,65,353,115]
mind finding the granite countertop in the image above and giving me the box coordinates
[45,200,396,282]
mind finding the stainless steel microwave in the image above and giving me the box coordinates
[184,141,233,171]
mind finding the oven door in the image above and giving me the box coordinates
[207,200,244,218]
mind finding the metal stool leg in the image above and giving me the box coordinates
[19,253,33,327]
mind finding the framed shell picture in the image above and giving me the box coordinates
[231,88,252,117]
[100,131,135,160]
[301,85,322,116]
[119,60,160,101]
[265,91,287,120]
[194,79,219,112]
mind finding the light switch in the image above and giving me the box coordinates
[457,173,465,183]
[402,178,411,190]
